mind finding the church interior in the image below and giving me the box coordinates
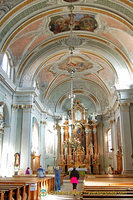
[0,0,133,199]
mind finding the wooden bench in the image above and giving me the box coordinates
[0,189,9,200]
[0,175,55,200]
[80,185,133,199]
[0,183,29,200]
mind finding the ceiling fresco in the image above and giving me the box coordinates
[49,13,98,34]
[0,0,133,117]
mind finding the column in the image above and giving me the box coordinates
[20,105,32,170]
[7,105,19,176]
[40,121,46,168]
[56,124,61,165]
[97,119,104,174]
[93,124,98,155]
[110,119,117,171]
[60,126,64,162]
[119,102,133,174]
[85,126,89,160]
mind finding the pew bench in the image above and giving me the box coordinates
[80,186,133,199]
[0,189,9,200]
[0,175,55,200]
[0,184,28,200]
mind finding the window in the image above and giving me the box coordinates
[107,129,112,152]
[1,54,11,77]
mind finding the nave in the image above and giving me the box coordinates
[1,174,133,199]
[45,175,133,200]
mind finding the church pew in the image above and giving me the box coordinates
[80,185,133,199]
[0,184,27,200]
[0,181,30,200]
[0,189,9,200]
[0,176,55,200]
[0,186,21,200]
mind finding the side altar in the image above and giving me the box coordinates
[57,99,100,174]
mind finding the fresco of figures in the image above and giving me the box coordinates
[49,13,98,34]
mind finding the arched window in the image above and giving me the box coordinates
[107,129,112,152]
[1,54,11,77]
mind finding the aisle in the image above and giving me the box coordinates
[43,179,83,200]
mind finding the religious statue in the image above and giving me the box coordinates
[14,153,20,167]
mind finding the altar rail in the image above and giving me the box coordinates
[0,175,55,200]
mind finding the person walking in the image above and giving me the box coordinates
[54,166,63,192]
[70,166,79,195]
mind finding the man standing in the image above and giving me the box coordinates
[54,166,63,191]
[37,165,46,178]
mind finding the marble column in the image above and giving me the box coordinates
[60,126,64,162]
[1,126,10,176]
[85,127,89,160]
[40,121,46,168]
[8,105,19,175]
[56,124,61,165]
[97,121,104,174]
[119,102,133,174]
[93,124,98,155]
[20,105,32,170]
[110,119,117,171]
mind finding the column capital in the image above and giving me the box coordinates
[119,102,130,107]
[40,121,46,125]
[12,104,33,109]
[21,104,33,109]
[11,104,20,109]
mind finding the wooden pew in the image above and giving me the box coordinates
[80,186,133,199]
[0,184,28,200]
[81,175,133,200]
[0,189,9,200]
[0,175,55,200]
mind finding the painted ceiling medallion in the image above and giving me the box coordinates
[49,14,98,34]
[58,56,93,73]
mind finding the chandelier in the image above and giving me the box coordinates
[63,4,81,151]
[68,4,76,132]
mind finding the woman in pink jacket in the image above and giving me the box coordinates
[70,167,79,195]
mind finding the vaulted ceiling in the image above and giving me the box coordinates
[0,0,133,116]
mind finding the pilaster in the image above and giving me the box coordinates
[119,102,133,174]
[20,105,33,170]
[7,105,19,175]
[40,121,46,168]
[110,119,117,171]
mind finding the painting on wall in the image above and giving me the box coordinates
[49,13,98,34]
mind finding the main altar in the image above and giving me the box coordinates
[58,99,100,174]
